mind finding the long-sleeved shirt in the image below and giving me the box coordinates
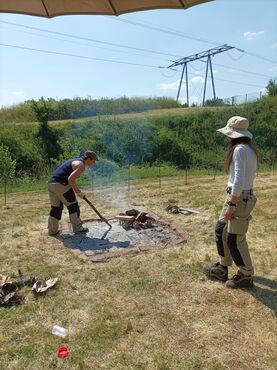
[228,144,257,196]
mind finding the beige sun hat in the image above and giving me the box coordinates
[217,116,253,139]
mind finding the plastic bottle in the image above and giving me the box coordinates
[52,325,68,338]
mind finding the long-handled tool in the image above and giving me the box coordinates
[83,196,112,229]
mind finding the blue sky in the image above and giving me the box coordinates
[0,0,276,108]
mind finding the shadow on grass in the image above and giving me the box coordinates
[247,276,277,311]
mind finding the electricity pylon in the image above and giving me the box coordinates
[167,44,234,106]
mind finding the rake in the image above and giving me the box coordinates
[83,196,112,229]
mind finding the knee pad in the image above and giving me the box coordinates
[67,202,80,216]
[50,204,63,220]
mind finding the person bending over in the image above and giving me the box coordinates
[48,150,98,236]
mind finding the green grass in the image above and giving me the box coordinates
[0,165,211,195]
[1,161,275,196]
[0,172,276,370]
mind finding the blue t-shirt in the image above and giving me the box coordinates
[50,158,80,185]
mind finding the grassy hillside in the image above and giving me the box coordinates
[50,106,230,125]
[0,96,276,184]
[0,96,181,124]
[0,173,276,369]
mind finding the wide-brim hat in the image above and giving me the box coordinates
[217,116,253,139]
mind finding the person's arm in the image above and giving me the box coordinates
[224,147,246,220]
[225,194,239,220]
[68,165,84,194]
[232,147,246,197]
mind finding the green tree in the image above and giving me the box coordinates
[0,145,16,206]
[31,97,61,163]
[31,97,52,124]
[266,79,277,96]
[204,97,225,106]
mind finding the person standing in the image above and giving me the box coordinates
[48,150,98,236]
[203,116,258,288]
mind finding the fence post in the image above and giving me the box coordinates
[158,161,161,188]
[91,175,94,192]
[185,165,188,185]
[128,165,131,192]
[4,182,7,206]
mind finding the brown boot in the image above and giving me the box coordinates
[225,271,254,289]
[203,262,228,282]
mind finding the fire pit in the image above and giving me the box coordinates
[60,209,188,262]
[115,209,154,230]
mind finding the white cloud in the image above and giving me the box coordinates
[12,91,24,96]
[272,43,277,48]
[160,74,208,90]
[160,80,180,90]
[160,80,188,91]
[190,76,205,84]
[243,31,264,40]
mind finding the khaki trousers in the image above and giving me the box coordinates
[48,182,83,234]
[215,191,257,276]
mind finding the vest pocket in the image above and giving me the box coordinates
[233,194,257,218]
[244,195,257,215]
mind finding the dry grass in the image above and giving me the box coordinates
[0,173,276,370]
[49,106,228,125]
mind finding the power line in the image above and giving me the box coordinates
[242,50,277,64]
[0,42,265,90]
[2,23,272,79]
[0,43,160,68]
[6,20,268,76]
[114,16,277,64]
[208,76,263,88]
[173,73,263,89]
[205,62,274,79]
[1,19,275,67]
[0,20,183,59]
[114,17,221,46]
[0,24,172,63]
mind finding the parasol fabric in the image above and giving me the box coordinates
[0,0,212,18]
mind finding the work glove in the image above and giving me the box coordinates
[76,191,86,199]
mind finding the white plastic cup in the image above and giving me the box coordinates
[52,325,68,338]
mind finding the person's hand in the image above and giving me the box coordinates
[76,191,86,199]
[224,207,234,220]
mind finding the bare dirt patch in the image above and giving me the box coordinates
[60,210,188,262]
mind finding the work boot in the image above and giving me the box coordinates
[74,226,89,234]
[48,231,60,237]
[225,271,254,289]
[203,262,228,282]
